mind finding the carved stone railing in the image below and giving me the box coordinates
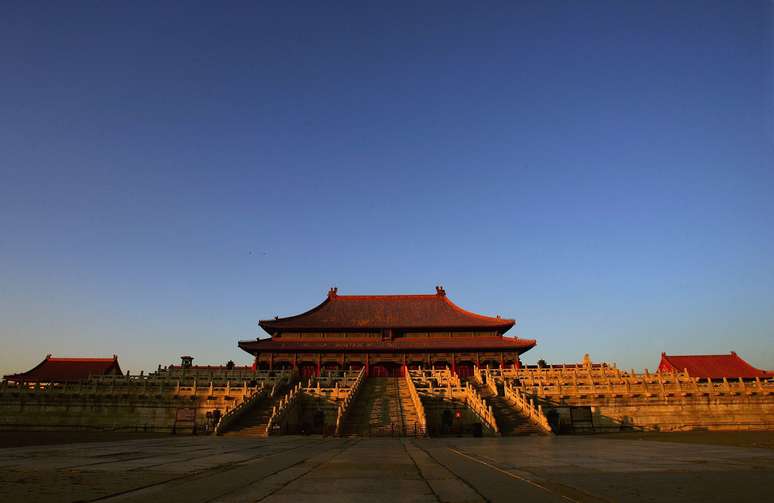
[214,384,266,435]
[516,374,774,400]
[463,382,498,434]
[334,366,367,436]
[3,367,299,396]
[448,371,462,388]
[0,377,271,401]
[471,365,484,386]
[265,382,303,435]
[304,381,349,400]
[402,365,427,435]
[484,369,499,396]
[408,368,461,389]
[504,381,553,434]
[74,368,294,387]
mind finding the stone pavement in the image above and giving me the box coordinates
[0,435,772,502]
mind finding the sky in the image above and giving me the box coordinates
[1,1,773,376]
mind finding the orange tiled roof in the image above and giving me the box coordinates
[3,354,122,383]
[658,352,770,379]
[259,287,515,333]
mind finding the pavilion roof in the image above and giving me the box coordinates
[3,354,122,383]
[658,352,770,379]
[259,287,516,333]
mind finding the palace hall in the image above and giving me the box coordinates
[238,287,535,378]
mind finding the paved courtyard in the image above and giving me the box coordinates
[0,434,772,502]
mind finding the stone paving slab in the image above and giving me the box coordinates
[403,441,485,503]
[214,446,346,502]
[0,434,772,502]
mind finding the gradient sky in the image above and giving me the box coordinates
[2,1,773,376]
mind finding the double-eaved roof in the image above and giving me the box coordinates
[3,354,122,383]
[258,287,515,333]
[658,351,769,379]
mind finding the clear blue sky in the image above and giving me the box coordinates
[1,1,773,375]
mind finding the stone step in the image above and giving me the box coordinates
[221,384,291,437]
[471,382,544,436]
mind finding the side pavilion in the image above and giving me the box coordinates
[238,287,535,378]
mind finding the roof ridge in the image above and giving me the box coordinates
[335,294,439,299]
[48,357,117,362]
[665,354,739,358]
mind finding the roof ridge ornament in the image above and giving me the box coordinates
[435,285,446,296]
[328,287,338,298]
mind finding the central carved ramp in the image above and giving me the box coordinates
[341,377,420,436]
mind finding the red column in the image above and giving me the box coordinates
[499,352,504,369]
[316,354,321,376]
[451,352,457,376]
[365,353,370,376]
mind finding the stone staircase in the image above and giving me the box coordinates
[341,377,422,436]
[222,384,289,437]
[473,381,543,436]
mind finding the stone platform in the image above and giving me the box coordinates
[0,434,772,502]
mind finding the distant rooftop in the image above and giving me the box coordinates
[658,352,769,379]
[3,354,122,383]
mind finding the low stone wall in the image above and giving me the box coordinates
[544,394,774,433]
[0,394,237,433]
[289,394,340,435]
[0,377,268,434]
